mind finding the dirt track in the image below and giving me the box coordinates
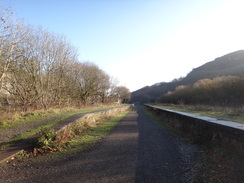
[0,105,200,183]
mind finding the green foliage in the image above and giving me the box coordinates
[36,128,56,148]
[34,127,75,154]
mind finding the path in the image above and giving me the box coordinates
[0,105,199,182]
[135,105,197,182]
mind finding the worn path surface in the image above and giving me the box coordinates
[0,105,199,183]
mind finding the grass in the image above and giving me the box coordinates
[0,104,125,131]
[0,104,128,150]
[0,107,76,130]
[8,108,131,164]
[0,113,77,150]
[153,104,244,124]
[66,110,131,153]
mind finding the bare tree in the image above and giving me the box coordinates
[0,8,28,90]
[5,26,43,111]
[39,32,79,108]
[0,4,122,111]
[3,25,79,110]
[113,86,131,104]
[96,70,110,103]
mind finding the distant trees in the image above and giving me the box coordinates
[131,92,150,103]
[113,86,131,104]
[73,62,111,105]
[161,76,244,107]
[0,8,130,111]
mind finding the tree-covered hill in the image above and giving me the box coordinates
[181,50,244,84]
[131,50,244,103]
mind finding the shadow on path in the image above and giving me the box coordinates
[0,108,139,183]
[135,105,198,183]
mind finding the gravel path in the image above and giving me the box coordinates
[0,105,199,183]
[135,105,198,183]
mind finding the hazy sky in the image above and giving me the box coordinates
[2,0,244,91]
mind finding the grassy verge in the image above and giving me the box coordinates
[0,107,77,131]
[0,113,76,150]
[65,109,131,153]
[153,104,244,124]
[7,108,131,164]
[0,105,127,150]
[0,104,125,131]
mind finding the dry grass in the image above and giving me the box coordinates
[0,107,79,130]
[0,104,124,130]
[154,104,244,124]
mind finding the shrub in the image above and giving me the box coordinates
[161,76,244,107]
[35,128,56,153]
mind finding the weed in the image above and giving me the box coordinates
[34,128,57,154]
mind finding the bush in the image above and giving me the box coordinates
[35,128,56,153]
[161,76,244,107]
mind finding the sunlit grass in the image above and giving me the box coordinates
[0,113,76,150]
[0,104,125,131]
[0,107,78,131]
[61,109,131,153]
[0,105,128,149]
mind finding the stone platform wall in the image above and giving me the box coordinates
[145,104,244,156]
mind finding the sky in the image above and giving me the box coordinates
[2,0,244,91]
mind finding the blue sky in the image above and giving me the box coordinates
[2,0,244,91]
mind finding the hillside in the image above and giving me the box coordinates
[131,50,244,103]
